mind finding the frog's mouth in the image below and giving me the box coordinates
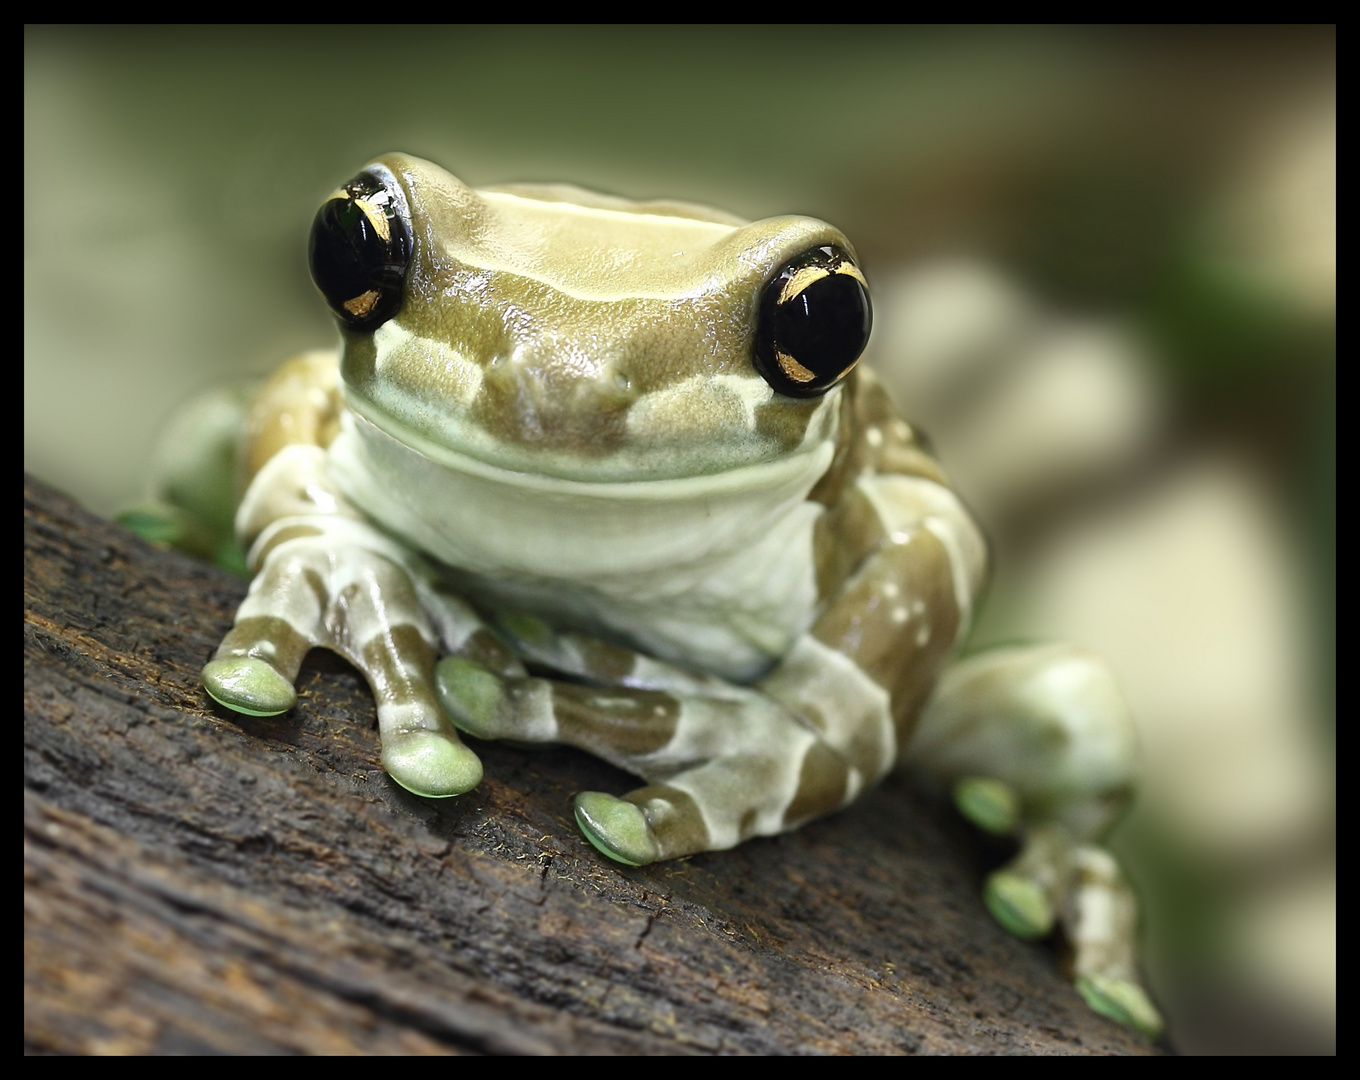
[341,321,844,487]
[327,399,838,602]
[343,385,837,501]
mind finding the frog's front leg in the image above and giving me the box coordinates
[435,472,979,864]
[205,507,483,797]
[909,645,1163,1037]
[434,634,873,866]
[201,353,489,798]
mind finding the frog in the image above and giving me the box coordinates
[139,153,1161,1038]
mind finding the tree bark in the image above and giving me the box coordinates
[25,475,1156,1055]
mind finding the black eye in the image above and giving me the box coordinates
[308,168,412,330]
[753,245,872,398]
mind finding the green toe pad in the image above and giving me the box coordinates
[118,504,187,547]
[435,657,510,739]
[203,657,297,716]
[1076,975,1164,1039]
[492,610,554,648]
[383,731,483,798]
[574,792,659,866]
[954,777,1021,835]
[984,871,1055,940]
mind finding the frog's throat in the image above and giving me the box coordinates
[327,405,833,682]
[342,387,836,499]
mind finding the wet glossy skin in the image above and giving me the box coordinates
[185,154,1161,1037]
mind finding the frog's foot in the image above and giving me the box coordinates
[982,821,1071,940]
[120,501,214,561]
[205,603,313,717]
[120,381,253,571]
[1077,976,1163,1041]
[381,719,482,798]
[1064,845,1163,1039]
[203,654,298,717]
[207,534,482,798]
[572,791,660,866]
[976,824,1163,1038]
[909,645,1160,1035]
[432,657,519,741]
[953,776,1022,836]
[436,656,874,862]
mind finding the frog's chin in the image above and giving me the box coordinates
[343,384,837,490]
[328,402,833,683]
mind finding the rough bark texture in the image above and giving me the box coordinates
[25,475,1156,1055]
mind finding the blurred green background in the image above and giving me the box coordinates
[25,25,1334,1053]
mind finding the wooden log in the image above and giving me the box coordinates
[24,474,1156,1055]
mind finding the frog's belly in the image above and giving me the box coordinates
[327,409,833,682]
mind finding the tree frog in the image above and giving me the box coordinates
[156,153,1161,1036]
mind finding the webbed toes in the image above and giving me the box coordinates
[382,730,483,798]
[574,791,660,866]
[203,656,297,717]
[1076,975,1164,1040]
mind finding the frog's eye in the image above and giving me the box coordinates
[754,245,872,398]
[308,169,412,330]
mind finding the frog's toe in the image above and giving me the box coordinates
[203,657,297,717]
[434,657,516,739]
[382,730,484,798]
[1076,975,1164,1040]
[489,610,558,652]
[119,502,187,547]
[984,870,1055,940]
[574,791,660,866]
[953,776,1021,835]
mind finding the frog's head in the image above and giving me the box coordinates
[308,153,872,483]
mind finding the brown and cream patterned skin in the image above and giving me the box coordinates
[192,155,1160,1036]
[431,366,987,862]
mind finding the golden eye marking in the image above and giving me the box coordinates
[776,349,817,384]
[834,262,868,288]
[776,259,867,306]
[343,290,380,317]
[778,265,829,305]
[353,197,392,243]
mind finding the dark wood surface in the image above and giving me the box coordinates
[24,474,1156,1055]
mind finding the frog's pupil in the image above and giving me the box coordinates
[754,246,872,398]
[774,274,870,374]
[308,170,411,331]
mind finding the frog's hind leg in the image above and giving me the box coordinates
[1065,845,1164,1035]
[119,381,255,573]
[907,644,1163,1037]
